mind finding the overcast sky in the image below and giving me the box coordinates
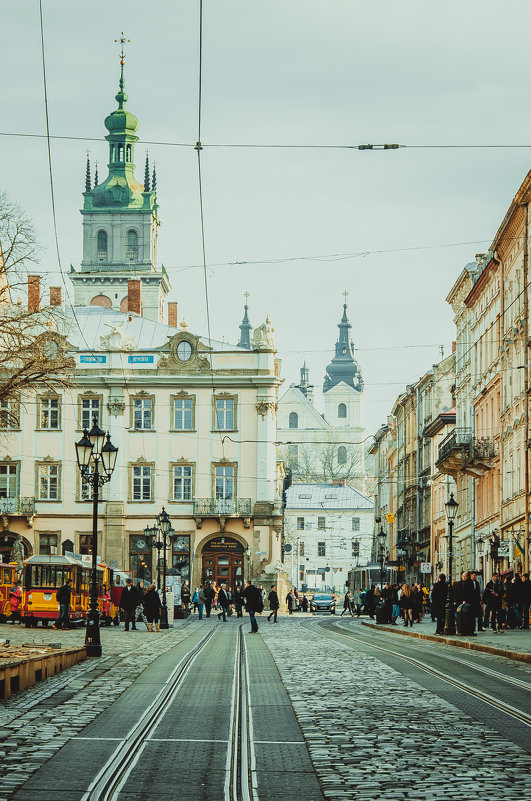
[2,1,531,435]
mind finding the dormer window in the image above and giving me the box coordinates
[97,230,108,261]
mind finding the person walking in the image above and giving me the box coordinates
[217,584,230,621]
[485,573,503,633]
[181,581,191,612]
[267,585,279,622]
[8,579,22,625]
[119,578,140,631]
[192,587,199,613]
[301,595,309,613]
[197,584,206,620]
[341,590,353,616]
[469,570,485,632]
[143,584,162,631]
[454,571,477,635]
[399,584,414,627]
[233,585,244,617]
[203,582,215,618]
[102,584,112,624]
[258,584,266,613]
[431,573,448,635]
[54,578,73,629]
[135,580,149,628]
[286,589,296,615]
[242,579,263,633]
[521,573,531,629]
[366,585,376,619]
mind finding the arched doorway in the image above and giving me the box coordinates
[0,531,32,563]
[202,536,245,589]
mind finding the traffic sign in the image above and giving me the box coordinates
[284,544,292,552]
[420,562,431,574]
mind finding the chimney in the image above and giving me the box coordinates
[50,287,63,307]
[168,302,178,328]
[127,279,142,316]
[28,275,41,313]
[452,340,456,353]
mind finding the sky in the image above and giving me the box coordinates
[2,0,531,436]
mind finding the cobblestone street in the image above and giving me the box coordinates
[1,616,531,800]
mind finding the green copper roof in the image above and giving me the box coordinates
[104,63,139,135]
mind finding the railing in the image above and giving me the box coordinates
[193,498,252,516]
[470,437,496,460]
[437,427,472,463]
[0,497,36,515]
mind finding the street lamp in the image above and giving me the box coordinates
[245,545,251,580]
[75,420,118,657]
[143,524,159,586]
[157,507,171,629]
[378,526,387,587]
[443,492,458,636]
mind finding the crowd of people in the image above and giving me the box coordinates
[348,571,531,635]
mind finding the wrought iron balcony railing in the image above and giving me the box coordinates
[193,498,252,516]
[0,497,36,515]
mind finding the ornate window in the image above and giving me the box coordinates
[172,464,194,501]
[127,230,138,261]
[0,398,20,430]
[318,542,326,557]
[289,411,298,429]
[97,230,108,260]
[38,396,61,430]
[352,517,360,531]
[79,395,102,430]
[130,464,154,502]
[297,517,305,530]
[39,533,58,555]
[318,516,326,530]
[213,396,236,431]
[0,464,19,498]
[338,403,347,419]
[131,395,154,431]
[338,446,347,464]
[79,535,92,554]
[36,462,61,501]
[172,395,195,431]
[214,464,235,500]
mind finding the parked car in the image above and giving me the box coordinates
[310,593,336,614]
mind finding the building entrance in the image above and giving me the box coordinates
[202,537,245,589]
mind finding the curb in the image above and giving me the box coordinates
[361,621,531,664]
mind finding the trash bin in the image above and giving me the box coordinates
[456,602,474,635]
[375,602,390,624]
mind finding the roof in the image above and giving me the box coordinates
[285,483,374,511]
[25,554,87,566]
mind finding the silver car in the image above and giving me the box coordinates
[310,593,336,614]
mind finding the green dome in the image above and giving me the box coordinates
[105,88,138,134]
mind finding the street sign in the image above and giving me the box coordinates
[284,544,292,552]
[498,541,510,557]
[386,513,395,524]
[420,562,431,574]
[325,567,331,572]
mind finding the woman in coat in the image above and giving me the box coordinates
[267,586,280,623]
[143,584,162,632]
[399,584,414,627]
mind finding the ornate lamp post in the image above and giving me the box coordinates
[378,526,387,587]
[245,545,251,580]
[443,492,458,635]
[158,507,171,629]
[143,523,159,587]
[75,420,118,657]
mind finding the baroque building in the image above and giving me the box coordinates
[0,61,286,594]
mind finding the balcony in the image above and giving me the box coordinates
[193,497,252,520]
[436,428,495,478]
[0,496,36,526]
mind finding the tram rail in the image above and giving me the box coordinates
[226,624,257,801]
[319,620,531,729]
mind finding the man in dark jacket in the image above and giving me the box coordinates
[119,578,140,631]
[485,573,503,632]
[242,579,263,632]
[54,578,73,629]
[217,584,229,621]
[430,574,448,635]
[267,586,279,623]
[521,573,531,629]
[203,582,215,617]
[233,585,244,617]
[454,571,477,635]
[469,570,485,631]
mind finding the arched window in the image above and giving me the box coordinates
[117,144,123,161]
[127,230,138,261]
[97,230,107,260]
[338,446,347,464]
[338,403,347,419]
[90,294,112,308]
[289,411,298,429]
[126,144,132,162]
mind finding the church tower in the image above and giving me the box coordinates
[70,46,170,322]
[323,299,364,428]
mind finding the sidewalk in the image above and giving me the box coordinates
[361,617,531,663]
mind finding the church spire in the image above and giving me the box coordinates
[84,153,91,192]
[323,294,363,393]
[152,162,157,193]
[144,152,150,191]
[238,292,252,349]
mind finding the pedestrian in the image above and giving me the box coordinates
[301,594,309,613]
[203,582,215,617]
[484,573,503,633]
[521,573,531,629]
[412,584,422,623]
[286,589,296,615]
[102,584,112,624]
[366,585,376,619]
[469,570,485,631]
[143,584,162,631]
[390,584,400,624]
[192,587,199,612]
[233,585,244,617]
[7,579,22,625]
[242,579,263,633]
[507,575,522,629]
[267,585,279,622]
[217,583,230,621]
[198,584,206,620]
[119,578,140,631]
[258,583,266,613]
[54,577,73,630]
[454,571,477,635]
[431,573,448,635]
[341,590,353,616]
[181,581,191,611]
[136,580,149,628]
[399,583,414,627]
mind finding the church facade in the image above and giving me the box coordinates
[0,61,285,594]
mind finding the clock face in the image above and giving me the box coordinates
[176,340,192,361]
[136,538,147,550]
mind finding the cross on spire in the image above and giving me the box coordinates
[115,32,130,66]
[343,289,349,304]
[244,291,250,304]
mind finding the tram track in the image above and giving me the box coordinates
[226,624,257,801]
[81,624,218,801]
[319,620,531,729]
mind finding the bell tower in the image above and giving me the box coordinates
[70,36,170,321]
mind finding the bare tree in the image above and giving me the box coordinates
[0,193,73,421]
[286,438,364,484]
